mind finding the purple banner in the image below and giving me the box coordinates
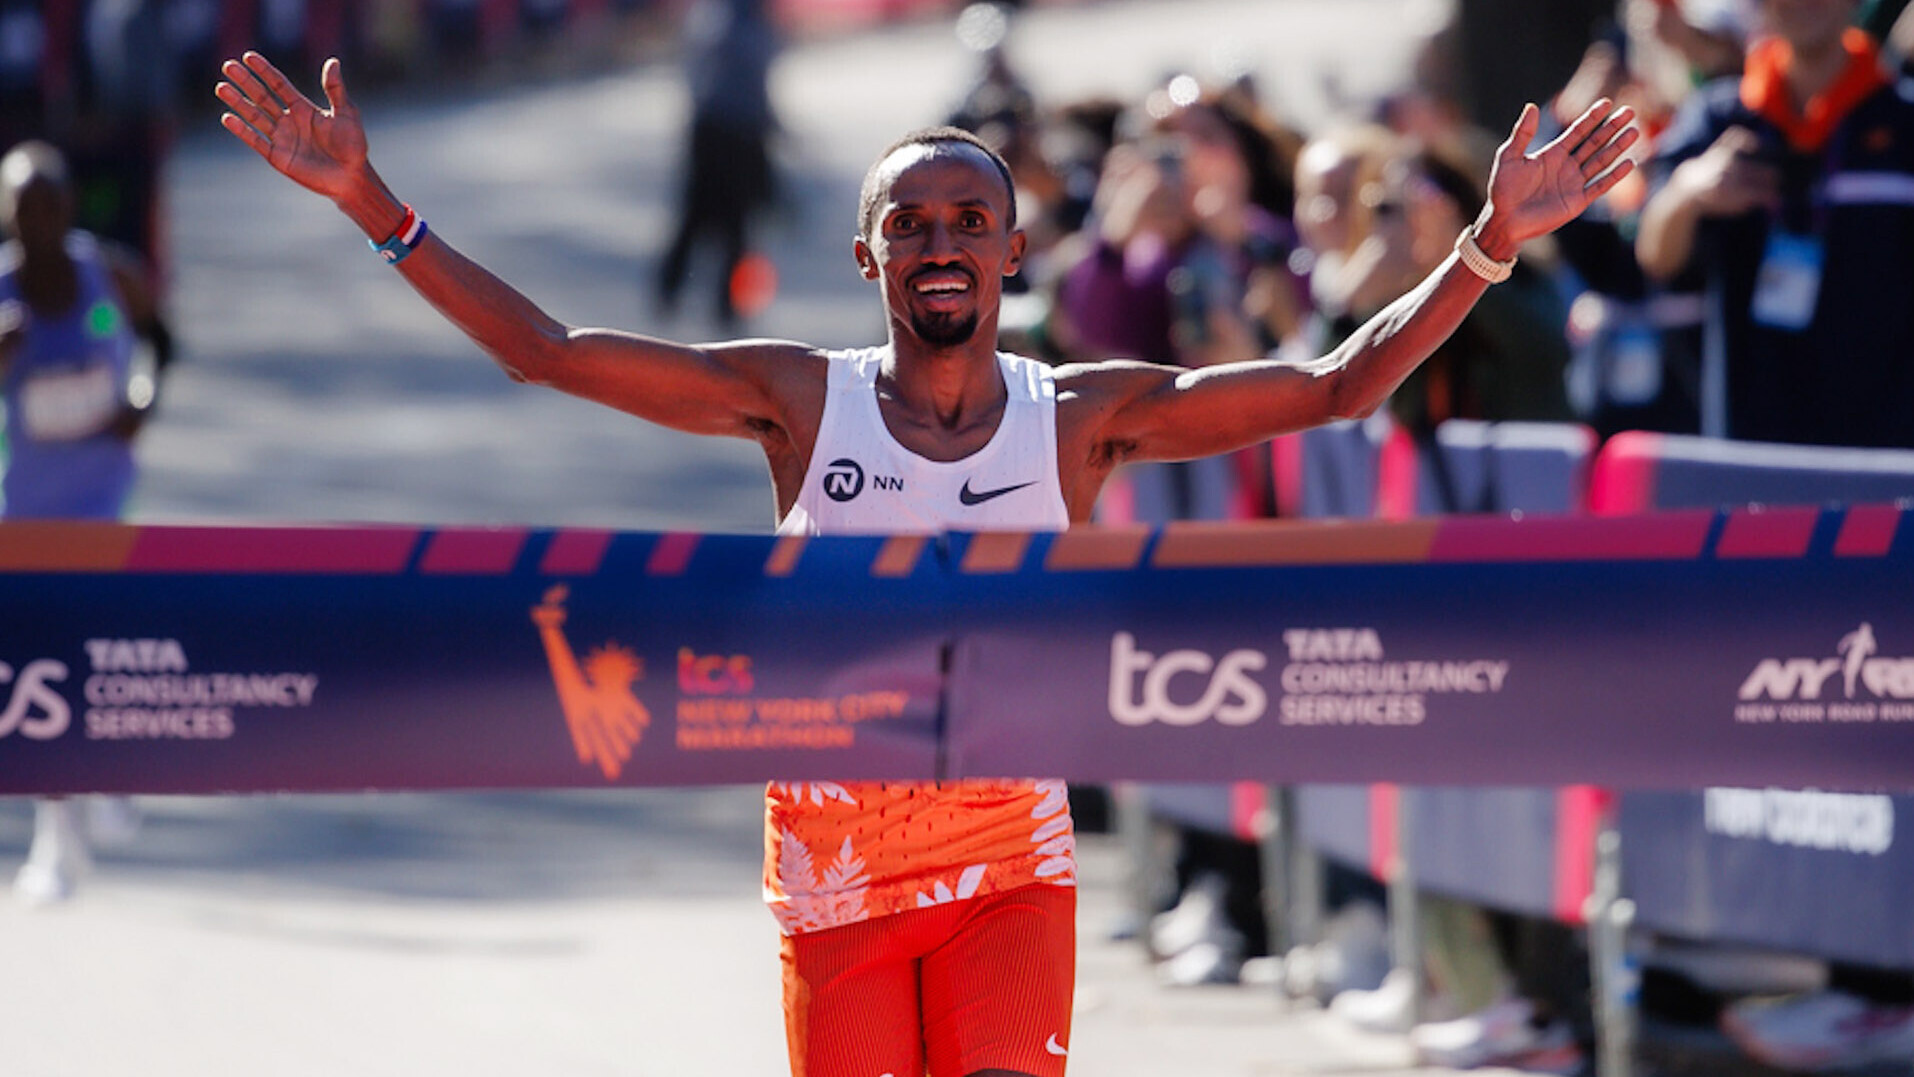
[0,525,946,794]
[944,507,1914,791]
[2,506,1912,794]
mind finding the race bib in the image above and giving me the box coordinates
[18,363,118,441]
[1604,322,1663,406]
[1750,232,1823,332]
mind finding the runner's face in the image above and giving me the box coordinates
[858,144,1024,349]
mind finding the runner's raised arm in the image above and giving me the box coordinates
[214,52,822,450]
[1051,99,1638,507]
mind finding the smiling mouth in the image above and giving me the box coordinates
[911,271,974,298]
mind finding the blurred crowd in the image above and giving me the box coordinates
[924,0,1914,1073]
[0,1,677,285]
[957,0,1914,461]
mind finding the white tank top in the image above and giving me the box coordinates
[777,346,1070,536]
[765,346,1077,937]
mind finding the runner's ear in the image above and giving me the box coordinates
[853,236,880,281]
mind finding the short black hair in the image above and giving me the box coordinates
[857,126,1017,240]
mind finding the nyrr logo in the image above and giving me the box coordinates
[823,458,864,502]
[1107,632,1267,726]
[532,585,650,780]
[0,659,72,740]
[1740,623,1914,701]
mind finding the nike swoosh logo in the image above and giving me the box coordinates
[959,479,1037,506]
[1045,1034,1068,1057]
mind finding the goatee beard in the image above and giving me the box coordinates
[912,310,978,348]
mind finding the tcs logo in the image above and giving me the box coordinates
[678,649,754,694]
[1108,632,1267,726]
[0,659,72,740]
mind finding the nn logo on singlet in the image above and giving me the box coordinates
[822,457,901,502]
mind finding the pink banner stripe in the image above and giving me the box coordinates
[1715,507,1820,559]
[125,526,420,573]
[418,529,528,574]
[1427,511,1715,562]
[1835,504,1903,557]
[645,532,701,576]
[539,530,613,576]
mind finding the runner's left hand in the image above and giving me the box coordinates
[1482,98,1638,250]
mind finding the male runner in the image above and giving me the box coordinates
[215,50,1635,1077]
[1,141,166,905]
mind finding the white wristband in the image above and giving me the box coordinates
[1454,226,1516,284]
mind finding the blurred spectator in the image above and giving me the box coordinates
[945,3,1036,137]
[1053,80,1279,522]
[1309,108,1586,1068]
[1300,124,1573,451]
[653,0,779,333]
[1380,135,1576,440]
[161,0,228,104]
[0,140,169,904]
[0,2,75,150]
[942,3,1047,294]
[1636,0,1914,447]
[984,93,1120,362]
[1443,0,1622,132]
[1550,25,1716,437]
[1292,121,1404,353]
[72,0,180,283]
[1156,81,1308,360]
[1633,0,1752,87]
[1053,76,1314,985]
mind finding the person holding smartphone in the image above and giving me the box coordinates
[1636,0,1914,448]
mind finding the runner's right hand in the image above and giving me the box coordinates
[216,53,370,204]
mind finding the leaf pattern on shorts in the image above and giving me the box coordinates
[772,829,871,934]
[914,863,989,908]
[770,781,859,807]
[1029,780,1077,885]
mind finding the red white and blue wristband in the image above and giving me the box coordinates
[370,205,428,265]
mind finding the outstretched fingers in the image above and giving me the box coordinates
[218,112,271,157]
[219,58,279,117]
[1582,123,1641,179]
[215,77,275,132]
[1551,97,1620,158]
[1578,105,1637,160]
[1503,101,1542,157]
[241,51,315,113]
[1582,155,1638,200]
[216,57,292,163]
[321,57,354,116]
